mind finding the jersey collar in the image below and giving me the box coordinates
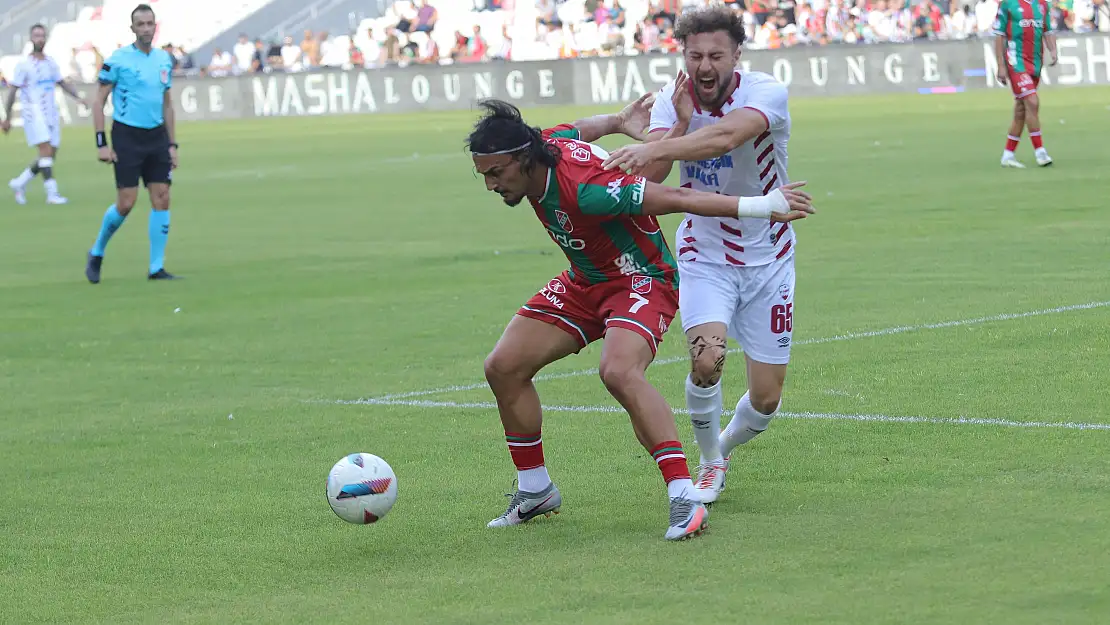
[688,72,741,118]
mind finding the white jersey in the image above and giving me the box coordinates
[12,55,63,126]
[649,71,793,268]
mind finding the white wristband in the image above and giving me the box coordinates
[736,189,789,219]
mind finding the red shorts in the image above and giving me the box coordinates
[518,271,679,355]
[1008,69,1040,100]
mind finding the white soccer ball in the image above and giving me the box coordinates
[326,453,398,524]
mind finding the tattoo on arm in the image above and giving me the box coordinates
[688,335,727,387]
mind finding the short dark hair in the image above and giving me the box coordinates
[674,5,746,47]
[30,23,46,34]
[131,3,155,22]
[467,99,560,173]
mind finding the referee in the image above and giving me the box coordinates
[85,3,179,284]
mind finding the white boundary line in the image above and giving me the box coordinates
[336,398,1110,432]
[367,301,1110,402]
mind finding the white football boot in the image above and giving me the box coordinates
[665,493,709,541]
[8,179,26,205]
[1035,148,1054,167]
[46,194,68,205]
[487,482,561,527]
[1001,154,1026,169]
[693,459,728,504]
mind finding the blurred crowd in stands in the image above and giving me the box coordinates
[8,0,1106,82]
[200,0,1105,75]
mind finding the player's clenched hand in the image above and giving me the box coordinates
[771,182,815,223]
[996,69,1009,86]
[168,146,178,170]
[0,120,10,134]
[98,146,116,163]
[617,92,655,141]
[602,142,661,174]
[672,73,694,126]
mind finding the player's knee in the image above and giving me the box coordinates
[151,189,171,210]
[483,350,527,390]
[116,195,137,215]
[689,346,726,387]
[749,387,782,415]
[598,359,642,397]
[1024,98,1040,115]
[37,157,53,179]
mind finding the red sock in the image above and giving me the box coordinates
[1005,135,1020,152]
[650,440,691,484]
[1030,130,1044,150]
[505,431,544,470]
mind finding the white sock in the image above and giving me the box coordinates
[668,478,694,499]
[518,466,551,493]
[685,375,724,464]
[720,391,778,458]
[1003,149,1016,159]
[13,168,33,187]
[44,178,59,197]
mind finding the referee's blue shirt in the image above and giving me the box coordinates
[98,45,174,129]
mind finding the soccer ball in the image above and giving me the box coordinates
[326,453,398,524]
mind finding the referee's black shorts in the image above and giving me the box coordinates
[111,122,172,189]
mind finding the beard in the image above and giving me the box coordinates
[693,70,735,110]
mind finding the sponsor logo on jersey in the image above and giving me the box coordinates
[606,179,623,203]
[778,282,791,301]
[615,253,647,276]
[555,210,573,232]
[568,143,591,162]
[160,69,170,84]
[658,314,669,335]
[632,275,652,295]
[539,284,565,309]
[777,336,791,347]
[1018,18,1044,28]
[631,177,645,204]
[547,229,586,250]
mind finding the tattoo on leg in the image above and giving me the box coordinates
[689,335,727,387]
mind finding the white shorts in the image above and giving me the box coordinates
[23,115,61,148]
[677,254,796,365]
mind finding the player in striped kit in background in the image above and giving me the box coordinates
[994,0,1057,168]
[604,5,807,505]
[1,24,85,205]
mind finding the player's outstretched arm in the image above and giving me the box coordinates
[603,108,770,175]
[640,180,814,224]
[571,92,654,143]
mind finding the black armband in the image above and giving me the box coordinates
[169,142,179,149]
[96,132,107,148]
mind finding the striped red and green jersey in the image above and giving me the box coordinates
[993,0,1053,75]
[532,124,678,289]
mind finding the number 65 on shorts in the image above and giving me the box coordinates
[678,257,796,365]
[517,271,679,355]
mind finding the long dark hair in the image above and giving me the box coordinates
[466,99,560,174]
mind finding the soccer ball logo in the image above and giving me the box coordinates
[326,453,399,524]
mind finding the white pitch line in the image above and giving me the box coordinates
[335,398,1110,432]
[369,300,1110,402]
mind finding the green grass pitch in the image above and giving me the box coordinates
[1,86,1108,624]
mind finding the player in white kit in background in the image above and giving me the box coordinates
[1,24,85,205]
[604,5,811,504]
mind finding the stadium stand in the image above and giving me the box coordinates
[0,0,97,56]
[0,0,1107,83]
